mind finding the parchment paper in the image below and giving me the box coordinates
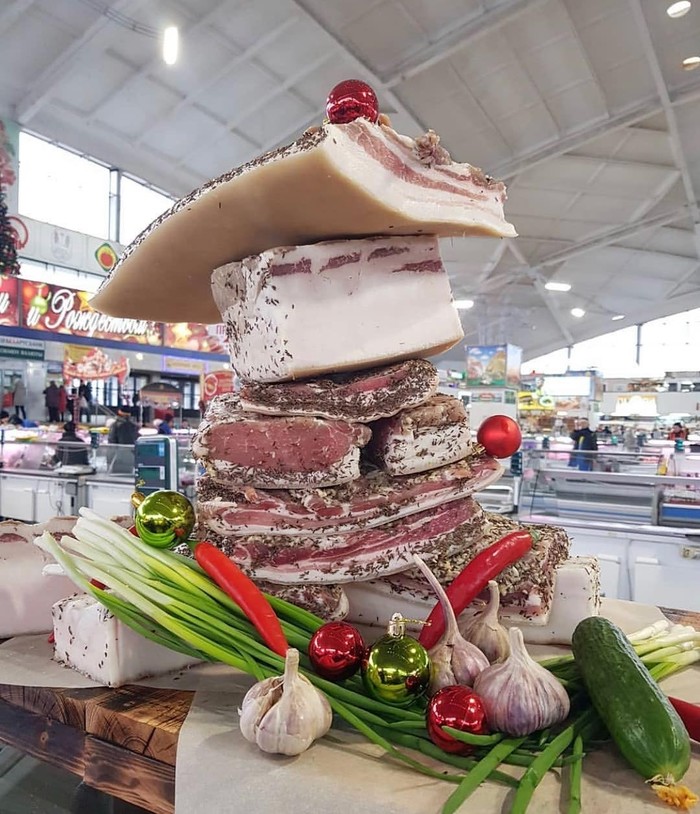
[174,600,700,814]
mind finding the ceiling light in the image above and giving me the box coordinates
[611,314,625,321]
[454,299,474,310]
[544,281,572,292]
[682,56,700,70]
[667,1,691,17]
[163,26,179,65]
[570,307,585,318]
[135,352,144,360]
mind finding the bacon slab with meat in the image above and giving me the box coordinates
[207,497,484,585]
[239,359,438,423]
[196,456,502,537]
[192,394,371,489]
[367,394,472,476]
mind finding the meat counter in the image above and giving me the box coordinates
[518,449,700,612]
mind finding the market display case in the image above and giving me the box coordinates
[519,448,700,611]
[0,426,197,522]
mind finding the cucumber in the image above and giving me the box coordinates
[572,616,690,783]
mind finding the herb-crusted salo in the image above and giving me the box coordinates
[90,118,515,324]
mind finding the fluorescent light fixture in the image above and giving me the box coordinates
[570,307,585,318]
[544,281,572,292]
[163,26,179,65]
[667,1,691,17]
[135,352,144,360]
[611,314,625,321]
[453,298,474,310]
[682,56,700,70]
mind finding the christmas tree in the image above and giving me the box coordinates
[0,184,19,277]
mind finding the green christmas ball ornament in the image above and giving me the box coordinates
[361,613,431,707]
[132,490,195,549]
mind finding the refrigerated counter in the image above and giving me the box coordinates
[519,449,700,611]
[0,432,197,522]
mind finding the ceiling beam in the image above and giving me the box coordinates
[84,0,231,126]
[383,0,549,88]
[492,84,700,181]
[16,0,139,125]
[536,205,693,267]
[628,0,700,260]
[175,51,331,168]
[663,262,700,300]
[259,110,322,153]
[287,0,427,135]
[0,0,35,37]
[134,17,299,147]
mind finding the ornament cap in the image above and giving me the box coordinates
[131,491,146,509]
[386,613,428,638]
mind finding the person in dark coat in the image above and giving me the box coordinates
[54,421,90,467]
[44,381,61,423]
[570,418,598,471]
[107,409,140,473]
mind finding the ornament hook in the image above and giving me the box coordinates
[387,613,430,638]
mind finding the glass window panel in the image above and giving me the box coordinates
[18,132,110,238]
[119,176,173,245]
[568,326,637,376]
[522,347,569,375]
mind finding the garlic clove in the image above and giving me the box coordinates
[459,581,510,664]
[473,627,570,737]
[414,555,488,695]
[239,675,283,743]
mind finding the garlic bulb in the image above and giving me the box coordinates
[413,555,488,695]
[459,581,510,663]
[472,627,570,736]
[239,648,332,755]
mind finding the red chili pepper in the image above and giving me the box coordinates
[47,631,55,644]
[90,578,107,590]
[194,542,288,658]
[419,530,534,650]
[669,696,700,742]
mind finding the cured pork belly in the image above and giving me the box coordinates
[344,558,598,642]
[192,394,371,489]
[91,118,515,324]
[208,497,484,585]
[211,236,463,382]
[196,456,502,537]
[368,395,471,476]
[381,514,570,624]
[239,359,438,422]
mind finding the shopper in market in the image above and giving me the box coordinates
[78,379,93,423]
[53,421,90,468]
[107,407,140,473]
[43,381,61,423]
[668,422,688,441]
[12,377,26,421]
[569,418,597,471]
[158,413,175,435]
[57,382,68,422]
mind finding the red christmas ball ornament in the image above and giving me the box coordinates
[427,685,489,755]
[308,621,366,681]
[326,79,379,125]
[477,414,522,458]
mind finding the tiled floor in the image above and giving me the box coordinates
[0,747,150,814]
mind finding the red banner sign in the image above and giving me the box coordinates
[0,275,19,327]
[20,281,163,346]
[201,370,234,402]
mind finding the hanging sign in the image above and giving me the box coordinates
[63,345,130,384]
[0,275,19,326]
